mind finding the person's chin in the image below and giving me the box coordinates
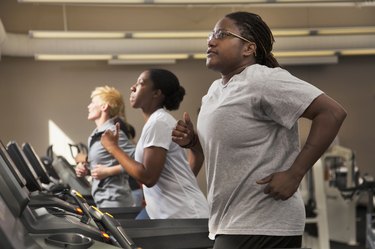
[129,102,137,109]
[206,60,220,71]
[206,58,214,68]
[129,99,135,108]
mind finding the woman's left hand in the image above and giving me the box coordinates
[91,164,110,180]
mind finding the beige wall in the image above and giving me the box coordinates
[1,55,375,193]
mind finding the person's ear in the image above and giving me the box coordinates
[243,42,257,57]
[153,89,163,98]
[101,103,109,111]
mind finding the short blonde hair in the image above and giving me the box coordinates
[91,85,126,119]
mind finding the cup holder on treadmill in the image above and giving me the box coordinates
[45,233,94,248]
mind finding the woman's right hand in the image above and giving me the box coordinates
[172,112,196,148]
[75,162,88,177]
[101,122,120,154]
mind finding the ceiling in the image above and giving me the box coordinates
[0,0,374,65]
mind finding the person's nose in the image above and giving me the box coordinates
[130,85,136,92]
[207,37,216,47]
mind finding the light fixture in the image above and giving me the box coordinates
[131,31,208,39]
[29,30,209,39]
[194,51,339,65]
[277,0,352,2]
[272,29,311,37]
[193,50,337,60]
[34,54,113,60]
[274,50,337,57]
[192,54,207,60]
[340,48,375,56]
[150,0,266,3]
[17,0,375,8]
[19,0,266,3]
[29,31,126,39]
[28,26,375,39]
[108,59,176,65]
[19,0,145,3]
[17,0,375,7]
[317,27,375,35]
[116,53,189,60]
[33,48,375,63]
[109,53,191,65]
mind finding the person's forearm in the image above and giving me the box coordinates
[188,137,205,176]
[109,145,141,175]
[107,144,154,186]
[107,164,124,176]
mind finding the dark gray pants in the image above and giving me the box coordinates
[213,234,302,249]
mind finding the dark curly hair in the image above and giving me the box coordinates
[226,12,280,68]
[148,68,185,111]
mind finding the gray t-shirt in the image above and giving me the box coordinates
[197,64,323,239]
[88,118,135,208]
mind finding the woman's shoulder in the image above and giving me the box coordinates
[146,109,176,130]
[151,109,175,122]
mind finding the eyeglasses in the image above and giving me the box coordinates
[208,29,252,43]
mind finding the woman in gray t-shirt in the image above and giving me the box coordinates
[75,86,135,208]
[172,11,347,249]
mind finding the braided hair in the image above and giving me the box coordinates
[226,12,280,68]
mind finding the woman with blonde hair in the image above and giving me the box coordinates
[75,85,135,208]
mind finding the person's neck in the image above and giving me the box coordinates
[95,116,109,129]
[221,61,254,84]
[142,106,162,122]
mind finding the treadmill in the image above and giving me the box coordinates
[22,141,141,219]
[0,156,124,249]
[4,140,214,249]
[22,142,66,192]
[4,141,81,214]
[2,140,137,248]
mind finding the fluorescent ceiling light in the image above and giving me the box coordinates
[274,50,336,57]
[193,51,337,60]
[29,30,209,39]
[131,31,208,39]
[272,29,311,37]
[35,54,112,60]
[153,0,265,3]
[20,0,144,3]
[18,0,370,4]
[277,0,351,1]
[28,27,375,39]
[33,48,375,62]
[317,27,375,35]
[196,48,375,58]
[109,59,176,65]
[29,31,209,39]
[117,54,189,60]
[340,48,375,56]
[30,31,126,39]
[19,0,266,3]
